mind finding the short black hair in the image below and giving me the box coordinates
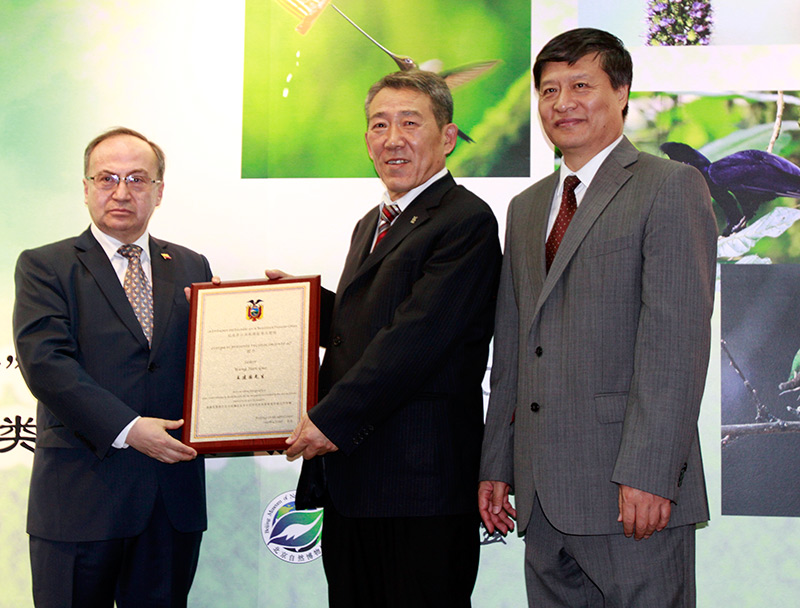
[365,70,453,129]
[533,28,632,117]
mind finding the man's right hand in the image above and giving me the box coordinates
[184,275,221,302]
[478,480,517,535]
[126,417,197,464]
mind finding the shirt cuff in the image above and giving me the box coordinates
[112,416,140,449]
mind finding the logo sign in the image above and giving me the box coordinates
[246,299,263,322]
[261,491,323,563]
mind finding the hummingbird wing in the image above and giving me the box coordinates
[439,60,501,89]
[419,59,444,73]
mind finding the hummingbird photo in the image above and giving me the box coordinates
[330,3,500,142]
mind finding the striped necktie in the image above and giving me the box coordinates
[373,203,401,251]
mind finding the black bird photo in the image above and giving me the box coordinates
[661,141,800,236]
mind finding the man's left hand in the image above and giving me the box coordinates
[127,417,197,464]
[617,484,672,540]
[285,414,338,461]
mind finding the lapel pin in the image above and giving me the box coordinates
[410,216,418,224]
[161,253,172,260]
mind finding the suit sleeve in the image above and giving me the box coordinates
[13,248,139,458]
[310,205,501,454]
[319,287,335,349]
[479,201,519,487]
[611,163,716,502]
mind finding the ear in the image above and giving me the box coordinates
[443,123,458,155]
[83,178,89,205]
[365,132,375,162]
[616,85,630,111]
[155,181,164,207]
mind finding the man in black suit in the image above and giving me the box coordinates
[13,127,212,607]
[274,70,501,607]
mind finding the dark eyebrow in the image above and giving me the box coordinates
[368,109,424,122]
[540,72,593,89]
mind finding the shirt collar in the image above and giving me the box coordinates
[558,135,623,190]
[380,167,449,213]
[91,224,151,263]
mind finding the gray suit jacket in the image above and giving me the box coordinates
[480,138,716,536]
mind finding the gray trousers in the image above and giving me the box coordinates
[524,494,696,607]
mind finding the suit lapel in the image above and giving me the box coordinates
[149,237,176,358]
[74,228,149,348]
[535,138,638,314]
[339,206,379,290]
[354,204,431,280]
[341,174,453,291]
[523,173,558,300]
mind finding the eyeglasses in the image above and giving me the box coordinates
[86,172,162,192]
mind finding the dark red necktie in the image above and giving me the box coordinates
[373,203,401,251]
[545,175,580,272]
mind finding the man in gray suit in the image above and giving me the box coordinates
[479,29,716,606]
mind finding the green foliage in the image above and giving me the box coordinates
[449,70,531,177]
[630,92,769,155]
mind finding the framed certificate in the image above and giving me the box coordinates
[182,276,320,454]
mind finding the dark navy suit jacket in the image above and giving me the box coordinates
[14,227,211,541]
[300,173,502,518]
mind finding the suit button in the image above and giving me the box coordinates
[332,335,342,347]
[535,346,543,357]
[530,402,540,412]
[148,363,158,372]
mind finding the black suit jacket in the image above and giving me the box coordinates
[13,227,212,542]
[299,173,501,518]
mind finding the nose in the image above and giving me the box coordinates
[384,123,405,148]
[111,179,132,198]
[555,89,576,112]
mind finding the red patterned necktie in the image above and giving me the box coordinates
[118,244,154,344]
[373,203,401,251]
[545,175,581,272]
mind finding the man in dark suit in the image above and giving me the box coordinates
[13,127,211,607]
[479,29,717,606]
[274,70,501,607]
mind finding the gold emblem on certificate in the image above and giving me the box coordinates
[246,299,264,322]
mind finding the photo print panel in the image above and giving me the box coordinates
[623,90,800,264]
[241,0,532,178]
[720,264,800,517]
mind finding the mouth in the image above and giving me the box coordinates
[386,159,409,165]
[555,118,583,128]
